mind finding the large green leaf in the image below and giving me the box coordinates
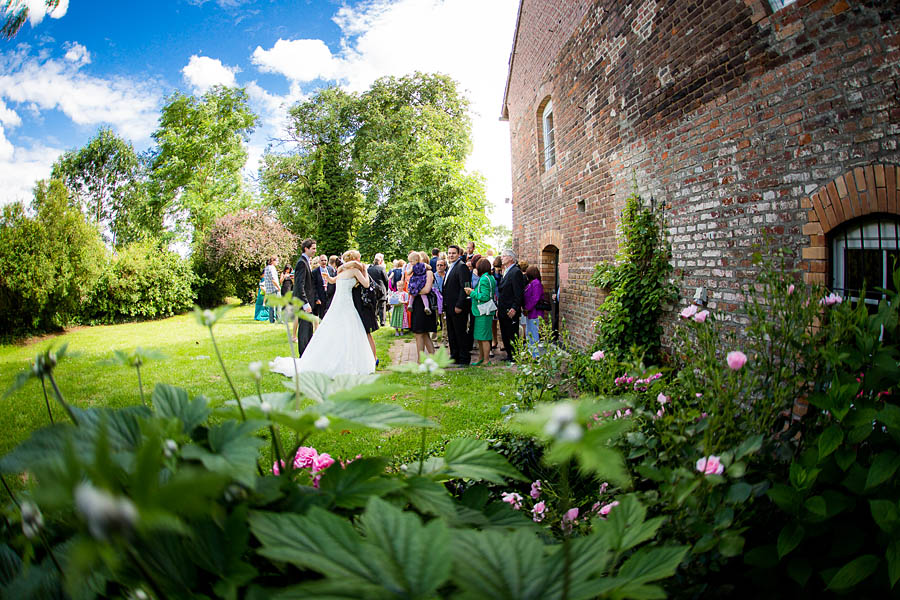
[152,383,211,433]
[0,424,94,474]
[71,405,150,450]
[865,450,899,489]
[290,371,383,403]
[777,522,804,558]
[888,540,900,589]
[734,434,764,461]
[180,421,265,488]
[594,495,660,554]
[318,458,404,509]
[316,399,434,430]
[869,499,900,533]
[442,438,526,483]
[616,546,689,586]
[451,528,548,599]
[817,425,843,462]
[0,544,22,587]
[826,554,879,591]
[401,476,457,518]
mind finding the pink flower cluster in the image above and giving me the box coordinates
[272,446,336,487]
[591,350,605,361]
[590,408,631,428]
[530,480,542,500]
[501,492,524,510]
[695,455,724,475]
[680,304,710,323]
[820,292,843,306]
[591,500,619,519]
[614,371,663,391]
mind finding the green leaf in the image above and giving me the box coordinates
[777,522,804,558]
[718,534,744,557]
[451,528,548,599]
[71,405,151,451]
[617,546,689,585]
[0,424,94,474]
[888,540,900,588]
[865,450,899,489]
[316,399,434,430]
[734,434,763,460]
[401,477,456,519]
[834,446,857,471]
[725,482,752,504]
[817,425,843,462]
[786,557,812,586]
[805,496,827,517]
[743,545,778,568]
[725,461,746,478]
[152,383,211,433]
[713,507,734,530]
[877,404,900,430]
[826,554,879,591]
[869,499,900,533]
[767,484,801,513]
[181,421,265,488]
[442,438,526,483]
[358,497,452,598]
[318,458,404,509]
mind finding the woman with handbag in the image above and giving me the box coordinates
[407,251,436,356]
[465,257,497,366]
[522,265,548,357]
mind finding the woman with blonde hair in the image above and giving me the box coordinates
[338,250,379,361]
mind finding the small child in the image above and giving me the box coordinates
[407,262,432,314]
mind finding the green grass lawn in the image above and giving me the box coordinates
[0,305,516,467]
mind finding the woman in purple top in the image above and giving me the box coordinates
[522,265,546,357]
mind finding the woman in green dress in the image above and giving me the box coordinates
[465,257,496,366]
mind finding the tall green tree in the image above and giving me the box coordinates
[262,87,362,257]
[148,85,258,241]
[353,72,490,258]
[50,128,157,247]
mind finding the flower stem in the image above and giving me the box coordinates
[208,327,246,421]
[40,378,54,424]
[127,546,167,599]
[1,474,20,508]
[418,385,430,476]
[46,371,77,425]
[283,319,301,409]
[136,365,146,407]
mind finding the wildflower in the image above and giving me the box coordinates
[544,403,583,442]
[74,483,138,540]
[501,492,523,510]
[312,453,334,474]
[202,309,215,327]
[656,408,664,419]
[657,393,668,405]
[163,439,178,458]
[259,401,272,415]
[696,455,724,475]
[624,408,632,417]
[787,284,795,295]
[598,482,609,495]
[532,501,546,522]
[597,500,619,519]
[20,501,43,539]
[820,293,843,306]
[591,350,605,361]
[418,357,439,373]
[272,459,286,475]
[563,507,579,522]
[248,361,263,380]
[693,310,709,323]
[696,393,703,398]
[530,480,542,500]
[293,446,318,469]
[680,304,699,319]
[314,416,330,430]
[726,351,748,370]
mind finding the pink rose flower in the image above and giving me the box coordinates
[787,284,795,295]
[693,310,709,323]
[530,480,542,500]
[272,459,286,475]
[598,482,609,494]
[680,304,699,319]
[726,351,747,370]
[598,500,619,518]
[501,492,523,510]
[562,507,579,523]
[696,455,724,475]
[311,453,334,474]
[657,393,668,405]
[532,501,546,522]
[293,446,318,469]
[591,350,605,361]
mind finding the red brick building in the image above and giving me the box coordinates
[501,0,900,348]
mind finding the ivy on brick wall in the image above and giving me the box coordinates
[589,190,678,361]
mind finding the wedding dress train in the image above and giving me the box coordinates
[269,277,375,378]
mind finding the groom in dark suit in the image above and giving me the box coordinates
[498,248,525,362]
[442,244,472,366]
[292,238,318,357]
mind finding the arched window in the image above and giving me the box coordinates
[541,100,556,171]
[831,216,900,306]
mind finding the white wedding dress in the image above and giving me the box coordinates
[269,277,375,378]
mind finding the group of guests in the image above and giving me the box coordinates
[257,239,550,368]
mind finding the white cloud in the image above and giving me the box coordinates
[251,39,341,83]
[3,0,69,26]
[63,41,90,66]
[0,100,21,127]
[182,55,239,93]
[249,0,519,226]
[0,124,62,204]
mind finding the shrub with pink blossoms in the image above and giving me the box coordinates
[695,455,724,475]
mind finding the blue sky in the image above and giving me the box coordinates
[0,0,518,226]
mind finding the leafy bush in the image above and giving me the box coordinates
[85,240,196,323]
[0,181,106,335]
[589,189,677,361]
[193,210,296,306]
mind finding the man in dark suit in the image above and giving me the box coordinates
[429,248,440,272]
[292,238,318,357]
[442,244,472,366]
[368,253,390,327]
[312,255,336,319]
[497,248,525,362]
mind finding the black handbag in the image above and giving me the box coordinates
[360,280,378,308]
[535,298,552,311]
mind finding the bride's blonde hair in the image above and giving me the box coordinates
[338,250,364,274]
[342,250,361,262]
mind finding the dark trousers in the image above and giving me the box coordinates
[376,298,387,326]
[499,311,520,361]
[314,302,327,319]
[445,307,472,365]
[296,318,313,358]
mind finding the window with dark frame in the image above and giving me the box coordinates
[542,100,556,171]
[767,0,797,11]
[831,217,900,309]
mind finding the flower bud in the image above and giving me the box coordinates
[163,439,178,458]
[21,501,43,539]
[248,361,263,380]
[75,483,138,540]
[314,416,330,430]
[260,401,272,415]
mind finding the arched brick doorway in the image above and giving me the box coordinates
[802,163,900,293]
[541,244,560,338]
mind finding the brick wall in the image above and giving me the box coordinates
[503,0,900,348]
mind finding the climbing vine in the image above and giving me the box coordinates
[590,190,677,361]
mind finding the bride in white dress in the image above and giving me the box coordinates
[269,257,375,378]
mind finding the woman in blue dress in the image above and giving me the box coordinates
[253,273,269,321]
